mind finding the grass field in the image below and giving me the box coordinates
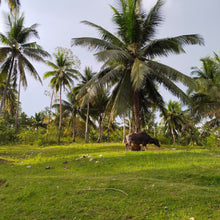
[0,143,219,220]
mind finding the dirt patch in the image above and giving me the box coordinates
[0,180,7,187]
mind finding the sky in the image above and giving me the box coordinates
[0,0,220,116]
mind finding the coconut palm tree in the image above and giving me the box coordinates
[88,82,109,143]
[163,100,185,144]
[75,66,96,142]
[189,53,220,128]
[32,111,47,130]
[53,89,83,142]
[0,13,49,132]
[44,49,79,143]
[72,0,204,132]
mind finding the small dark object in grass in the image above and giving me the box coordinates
[45,166,50,169]
[63,161,68,164]
[64,166,68,169]
[0,180,7,187]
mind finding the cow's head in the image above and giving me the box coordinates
[153,138,160,147]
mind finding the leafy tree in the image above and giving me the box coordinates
[0,13,49,133]
[44,48,79,143]
[72,0,204,132]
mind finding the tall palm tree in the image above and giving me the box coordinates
[44,49,79,143]
[87,82,109,143]
[72,0,204,132]
[189,53,220,128]
[163,100,185,144]
[55,89,86,142]
[75,66,96,142]
[0,14,49,132]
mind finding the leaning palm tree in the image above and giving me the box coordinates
[72,0,204,132]
[44,49,79,143]
[0,13,49,132]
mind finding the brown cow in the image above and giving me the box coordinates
[126,132,160,151]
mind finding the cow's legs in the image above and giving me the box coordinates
[142,144,147,151]
[131,143,141,151]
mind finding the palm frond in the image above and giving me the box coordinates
[0,33,10,45]
[43,71,57,79]
[141,0,164,43]
[148,61,197,89]
[108,71,132,120]
[8,0,20,13]
[131,58,152,90]
[95,49,132,63]
[141,34,204,58]
[0,56,13,81]
[0,47,11,62]
[149,67,191,104]
[72,37,122,52]
[141,77,166,116]
[18,54,42,85]
[80,20,124,46]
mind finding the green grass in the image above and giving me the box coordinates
[0,143,219,220]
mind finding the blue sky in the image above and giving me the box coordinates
[0,0,220,116]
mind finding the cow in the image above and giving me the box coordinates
[126,132,160,151]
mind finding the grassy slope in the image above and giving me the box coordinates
[0,143,219,220]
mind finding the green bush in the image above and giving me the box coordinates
[205,134,220,148]
[157,134,171,145]
[17,129,39,145]
[0,128,17,144]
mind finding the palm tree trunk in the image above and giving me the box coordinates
[107,128,110,142]
[15,74,22,133]
[97,114,102,143]
[171,128,176,145]
[177,129,180,145]
[129,109,132,133]
[97,113,105,143]
[0,57,15,115]
[133,90,140,133]
[122,113,126,144]
[85,102,89,143]
[72,116,76,142]
[58,85,62,143]
[132,109,135,133]
[47,89,54,137]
